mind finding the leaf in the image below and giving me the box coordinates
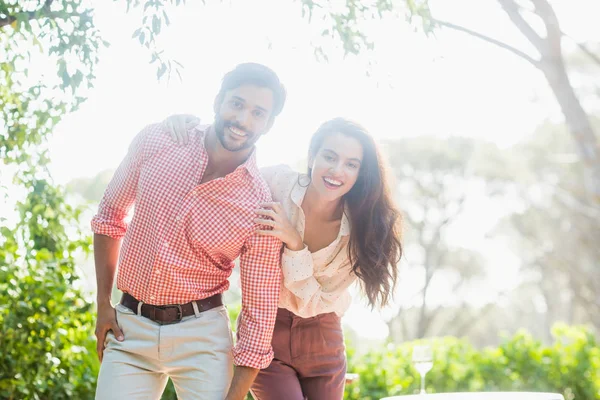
[152,15,161,35]
[57,59,70,88]
[71,71,84,90]
[157,63,167,79]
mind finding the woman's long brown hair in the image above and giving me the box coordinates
[307,118,403,308]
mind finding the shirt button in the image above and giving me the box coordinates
[149,295,156,300]
[154,269,161,275]
[175,216,181,222]
[163,242,169,248]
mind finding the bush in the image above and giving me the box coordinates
[344,324,600,400]
[0,180,98,399]
[0,260,99,400]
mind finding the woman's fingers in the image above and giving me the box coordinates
[254,218,275,227]
[260,202,282,213]
[256,229,280,237]
[255,208,277,219]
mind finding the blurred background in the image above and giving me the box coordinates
[1,0,599,399]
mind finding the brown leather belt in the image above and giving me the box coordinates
[120,293,223,325]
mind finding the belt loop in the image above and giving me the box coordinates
[191,301,201,318]
[137,301,143,316]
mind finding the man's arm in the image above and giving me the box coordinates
[226,231,282,399]
[91,124,155,361]
[225,366,259,400]
[94,233,124,362]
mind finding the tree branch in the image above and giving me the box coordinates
[0,0,54,29]
[563,32,600,68]
[497,0,544,51]
[433,18,540,67]
[531,0,562,56]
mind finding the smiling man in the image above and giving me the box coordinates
[214,85,274,152]
[92,63,286,400]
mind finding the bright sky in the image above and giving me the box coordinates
[43,0,600,340]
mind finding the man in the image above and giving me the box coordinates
[92,63,286,400]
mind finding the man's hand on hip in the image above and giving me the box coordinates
[95,302,124,362]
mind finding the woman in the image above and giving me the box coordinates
[167,117,402,400]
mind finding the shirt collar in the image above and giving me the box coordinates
[291,175,351,237]
[194,123,262,181]
[238,148,262,180]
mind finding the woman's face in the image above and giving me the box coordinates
[309,132,364,202]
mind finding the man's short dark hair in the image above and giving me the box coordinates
[217,63,287,117]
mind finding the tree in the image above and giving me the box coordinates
[493,117,600,333]
[2,2,107,397]
[430,0,600,203]
[119,0,432,66]
[0,181,98,399]
[168,0,596,202]
[383,137,501,340]
[1,0,106,170]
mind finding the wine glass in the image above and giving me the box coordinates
[412,344,433,395]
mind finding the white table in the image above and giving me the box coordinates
[381,393,564,400]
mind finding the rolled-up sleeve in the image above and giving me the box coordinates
[91,126,150,238]
[234,232,282,369]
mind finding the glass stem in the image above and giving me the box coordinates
[420,373,426,394]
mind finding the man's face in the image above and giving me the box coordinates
[214,84,275,152]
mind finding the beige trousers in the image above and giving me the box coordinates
[95,303,234,400]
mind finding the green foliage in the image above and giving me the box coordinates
[345,325,600,400]
[119,0,186,80]
[0,180,97,399]
[161,323,599,400]
[298,0,432,61]
[1,0,107,171]
[1,2,105,398]
[119,0,432,67]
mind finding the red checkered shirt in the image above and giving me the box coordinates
[91,123,282,369]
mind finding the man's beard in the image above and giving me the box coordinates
[214,117,256,152]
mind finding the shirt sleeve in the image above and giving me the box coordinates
[280,246,355,318]
[90,124,155,238]
[259,164,293,197]
[234,231,282,369]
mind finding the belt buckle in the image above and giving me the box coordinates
[157,304,183,325]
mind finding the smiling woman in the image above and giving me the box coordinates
[303,118,403,308]
[308,130,363,199]
[247,117,403,400]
